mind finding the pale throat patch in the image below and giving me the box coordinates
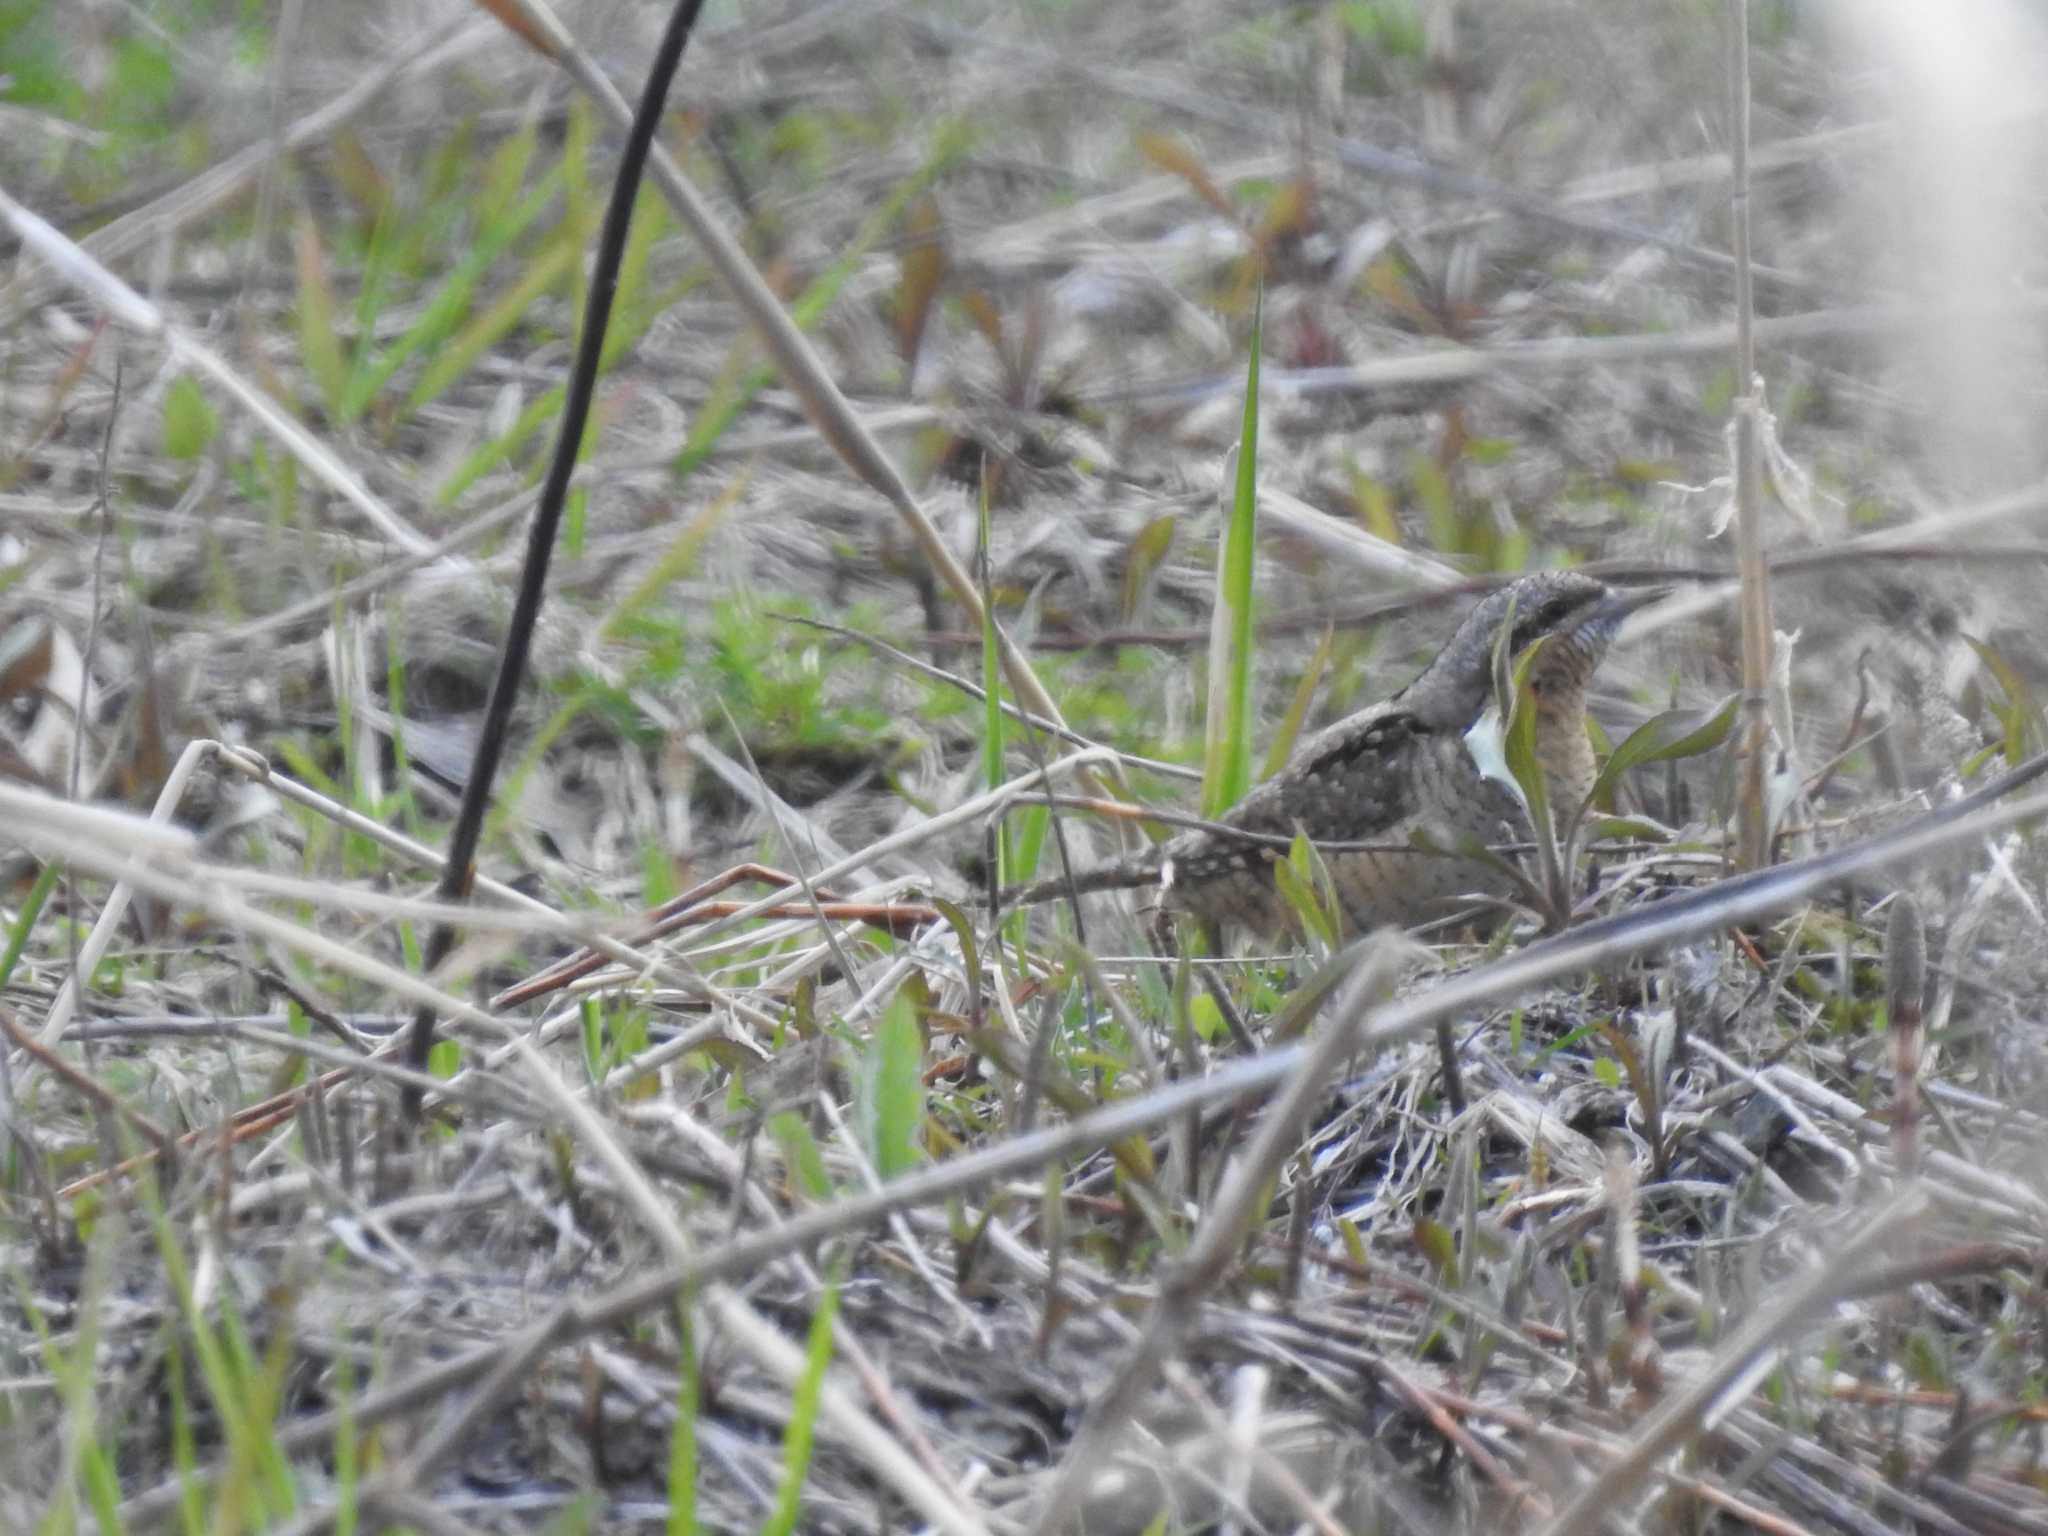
[1462,704,1532,818]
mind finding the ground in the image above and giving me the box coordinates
[4,1,2048,1532]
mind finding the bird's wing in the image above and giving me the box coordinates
[1160,705,1427,888]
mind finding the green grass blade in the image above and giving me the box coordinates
[560,98,595,320]
[160,376,218,461]
[666,1302,701,1536]
[24,1230,122,1535]
[1202,288,1261,818]
[292,213,346,417]
[599,184,671,371]
[1501,639,1552,838]
[134,1175,297,1526]
[166,1335,203,1536]
[482,686,599,849]
[433,381,565,506]
[346,193,402,386]
[341,161,568,423]
[598,473,743,642]
[978,479,1009,888]
[1496,636,1571,923]
[1966,635,2047,765]
[0,860,58,988]
[1273,831,1340,951]
[331,1352,358,1536]
[861,985,925,1180]
[1009,801,1050,886]
[759,1283,840,1536]
[476,114,539,228]
[402,232,581,418]
[430,226,695,504]
[1262,621,1335,781]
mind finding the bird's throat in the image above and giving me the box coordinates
[1461,695,1597,831]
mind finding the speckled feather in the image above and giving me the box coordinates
[1156,703,1526,935]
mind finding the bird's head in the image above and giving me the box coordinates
[1413,572,1662,725]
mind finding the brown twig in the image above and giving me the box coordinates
[0,1001,175,1167]
[489,862,936,1009]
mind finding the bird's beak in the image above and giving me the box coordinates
[1570,583,1671,649]
[1586,583,1672,630]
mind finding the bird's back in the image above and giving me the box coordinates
[1159,701,1528,937]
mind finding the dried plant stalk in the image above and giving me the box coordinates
[1727,0,1777,869]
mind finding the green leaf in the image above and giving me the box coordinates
[599,478,739,641]
[433,381,563,505]
[1501,637,1552,837]
[613,1007,657,1101]
[1202,287,1261,819]
[926,898,982,996]
[1584,815,1676,843]
[1595,1019,1654,1120]
[861,987,925,1179]
[1410,824,1545,915]
[1486,588,1521,744]
[1341,0,1427,56]
[1961,742,2001,779]
[1413,1216,1457,1279]
[108,35,176,124]
[1586,693,1741,811]
[478,116,539,227]
[1272,839,1339,951]
[161,376,218,460]
[1478,603,1572,927]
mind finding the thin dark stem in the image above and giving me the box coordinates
[402,0,711,1118]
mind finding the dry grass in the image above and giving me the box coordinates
[5,1,2048,1532]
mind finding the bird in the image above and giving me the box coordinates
[1007,571,1660,939]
